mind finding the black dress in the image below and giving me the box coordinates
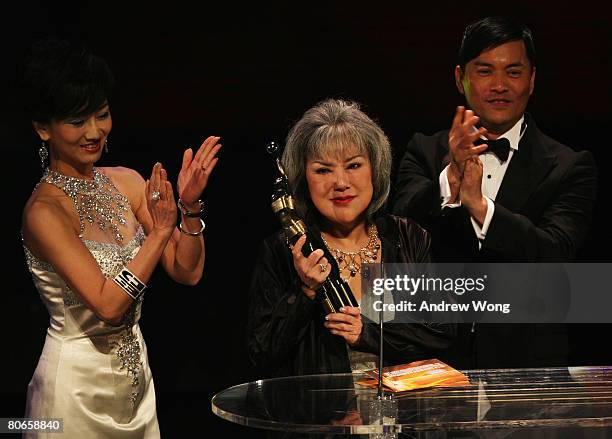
[247,214,456,379]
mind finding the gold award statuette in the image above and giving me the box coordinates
[266,141,358,314]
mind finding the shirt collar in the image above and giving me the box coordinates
[481,116,526,152]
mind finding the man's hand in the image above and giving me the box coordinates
[460,156,488,225]
[445,106,489,204]
[448,106,489,175]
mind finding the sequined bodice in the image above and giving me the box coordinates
[24,226,148,405]
[23,225,146,338]
[24,168,154,411]
[24,167,145,335]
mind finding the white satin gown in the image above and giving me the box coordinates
[23,170,160,438]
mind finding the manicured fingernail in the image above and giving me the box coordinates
[325,315,329,321]
[339,307,345,312]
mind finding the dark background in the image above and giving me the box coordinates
[2,2,611,437]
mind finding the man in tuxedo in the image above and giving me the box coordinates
[392,16,597,368]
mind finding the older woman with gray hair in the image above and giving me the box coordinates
[247,99,454,378]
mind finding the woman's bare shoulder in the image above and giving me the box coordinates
[22,184,76,252]
[23,182,70,220]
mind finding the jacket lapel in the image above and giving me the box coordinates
[494,115,557,213]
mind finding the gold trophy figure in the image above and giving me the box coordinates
[267,141,358,314]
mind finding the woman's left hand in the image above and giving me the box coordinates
[324,306,363,345]
[177,136,222,207]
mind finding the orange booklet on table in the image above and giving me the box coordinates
[357,359,470,392]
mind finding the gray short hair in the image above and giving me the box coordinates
[281,98,392,220]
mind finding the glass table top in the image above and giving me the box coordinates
[211,366,612,435]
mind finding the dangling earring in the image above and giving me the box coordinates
[104,139,109,153]
[38,141,49,169]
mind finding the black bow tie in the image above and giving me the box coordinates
[475,137,511,162]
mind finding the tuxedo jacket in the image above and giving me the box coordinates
[392,113,597,263]
[391,114,598,368]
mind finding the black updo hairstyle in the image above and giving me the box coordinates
[21,38,115,123]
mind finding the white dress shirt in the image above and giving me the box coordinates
[439,116,526,245]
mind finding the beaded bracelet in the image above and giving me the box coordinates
[113,267,147,300]
[179,218,206,236]
[177,198,204,217]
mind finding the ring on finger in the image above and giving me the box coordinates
[319,263,327,273]
[151,190,160,201]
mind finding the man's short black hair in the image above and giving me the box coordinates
[458,16,536,70]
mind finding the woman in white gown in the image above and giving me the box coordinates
[20,38,221,438]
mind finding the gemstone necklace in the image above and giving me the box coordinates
[320,224,380,282]
[42,167,129,243]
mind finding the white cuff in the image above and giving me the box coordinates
[439,165,461,208]
[470,197,495,243]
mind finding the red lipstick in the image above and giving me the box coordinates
[331,196,355,204]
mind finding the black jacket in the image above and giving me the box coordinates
[247,214,456,378]
[391,114,598,368]
[392,114,597,263]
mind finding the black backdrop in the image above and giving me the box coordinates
[3,2,611,437]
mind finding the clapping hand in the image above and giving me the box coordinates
[446,106,489,203]
[177,136,222,209]
[460,156,488,224]
[146,162,177,239]
[448,106,489,175]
